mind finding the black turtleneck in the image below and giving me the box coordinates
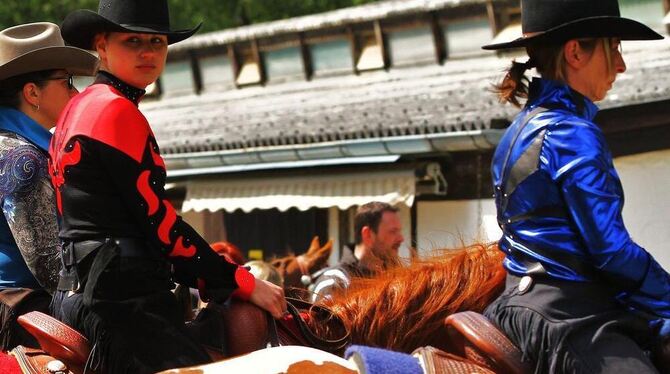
[95,71,146,105]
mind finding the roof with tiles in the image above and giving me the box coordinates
[169,0,490,53]
[144,36,670,156]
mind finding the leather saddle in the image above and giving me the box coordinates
[444,311,532,374]
[13,311,91,373]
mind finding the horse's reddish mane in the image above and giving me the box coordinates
[317,243,505,353]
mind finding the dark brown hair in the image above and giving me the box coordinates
[353,202,399,244]
[494,39,601,107]
[0,70,55,109]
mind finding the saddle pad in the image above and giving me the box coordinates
[16,311,90,365]
[345,345,422,374]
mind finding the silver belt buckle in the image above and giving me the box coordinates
[518,275,533,295]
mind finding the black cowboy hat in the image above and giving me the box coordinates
[61,0,201,50]
[483,0,663,50]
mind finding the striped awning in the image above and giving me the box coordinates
[181,169,416,213]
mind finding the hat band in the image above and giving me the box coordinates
[119,23,170,31]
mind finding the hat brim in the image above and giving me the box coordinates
[483,16,663,50]
[61,9,201,50]
[0,46,98,81]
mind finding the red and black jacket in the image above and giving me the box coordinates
[49,72,254,301]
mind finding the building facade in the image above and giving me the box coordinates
[123,0,670,267]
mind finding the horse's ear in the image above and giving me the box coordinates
[306,236,320,253]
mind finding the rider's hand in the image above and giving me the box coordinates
[249,278,286,319]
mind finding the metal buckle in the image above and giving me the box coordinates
[518,276,533,295]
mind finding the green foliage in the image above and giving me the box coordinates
[0,0,96,29]
[0,0,381,32]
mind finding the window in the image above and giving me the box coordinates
[161,60,195,96]
[264,47,304,82]
[388,27,436,66]
[311,39,353,76]
[200,54,235,91]
[444,18,491,57]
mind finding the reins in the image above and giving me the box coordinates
[267,297,350,353]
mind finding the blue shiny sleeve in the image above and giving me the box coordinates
[549,120,670,318]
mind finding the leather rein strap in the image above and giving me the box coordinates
[267,297,349,352]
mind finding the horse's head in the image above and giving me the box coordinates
[271,236,333,292]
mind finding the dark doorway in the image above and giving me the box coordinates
[225,207,328,260]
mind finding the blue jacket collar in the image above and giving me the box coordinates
[527,78,599,121]
[0,107,52,152]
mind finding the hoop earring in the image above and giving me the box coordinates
[34,104,39,112]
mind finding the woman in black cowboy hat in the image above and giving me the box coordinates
[483,0,669,372]
[49,1,286,373]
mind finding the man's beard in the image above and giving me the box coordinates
[371,243,401,270]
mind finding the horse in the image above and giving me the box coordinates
[148,243,512,374]
[270,236,333,292]
[316,242,506,353]
[9,241,668,373]
[2,242,507,374]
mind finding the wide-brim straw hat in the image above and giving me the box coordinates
[483,0,663,50]
[0,22,98,81]
[61,0,201,50]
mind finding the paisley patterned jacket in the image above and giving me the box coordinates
[0,110,60,292]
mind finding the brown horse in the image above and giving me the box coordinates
[13,241,669,374]
[316,242,506,353]
[161,243,509,373]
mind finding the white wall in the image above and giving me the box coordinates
[415,148,670,270]
[416,199,501,254]
[615,149,670,270]
[397,204,413,259]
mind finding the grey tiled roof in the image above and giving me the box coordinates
[144,37,670,156]
[170,0,488,53]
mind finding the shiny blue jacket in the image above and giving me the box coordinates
[492,78,670,318]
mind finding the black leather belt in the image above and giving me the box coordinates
[58,237,157,292]
[63,237,154,265]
